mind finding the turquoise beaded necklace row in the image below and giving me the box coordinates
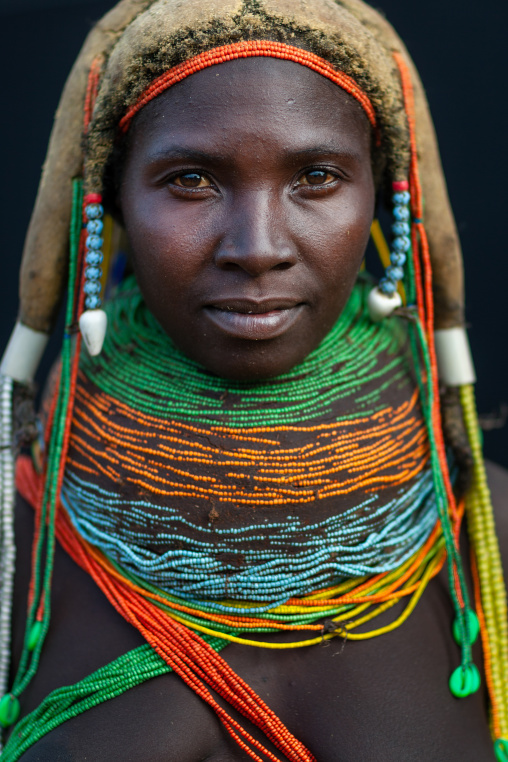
[62,467,438,606]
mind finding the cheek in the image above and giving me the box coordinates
[123,192,214,291]
[295,189,374,288]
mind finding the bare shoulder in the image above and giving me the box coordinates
[485,460,508,580]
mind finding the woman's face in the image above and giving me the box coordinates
[120,57,375,380]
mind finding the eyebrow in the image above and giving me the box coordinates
[145,147,231,165]
[285,144,365,163]
[145,143,364,165]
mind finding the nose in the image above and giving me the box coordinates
[214,190,298,276]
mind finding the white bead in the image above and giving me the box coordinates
[0,375,15,703]
[79,309,108,356]
[367,286,402,322]
[0,322,49,382]
[434,327,476,386]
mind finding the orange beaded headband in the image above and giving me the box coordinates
[118,39,378,134]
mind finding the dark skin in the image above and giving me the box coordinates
[120,58,375,380]
[9,58,507,760]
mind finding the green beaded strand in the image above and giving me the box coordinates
[1,638,228,762]
[6,180,84,707]
[409,317,475,692]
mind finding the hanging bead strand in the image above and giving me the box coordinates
[368,180,411,321]
[78,193,108,356]
[0,375,16,746]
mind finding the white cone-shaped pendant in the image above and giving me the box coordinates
[367,286,402,322]
[79,309,108,356]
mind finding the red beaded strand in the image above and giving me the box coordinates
[51,505,316,762]
[119,40,377,136]
[83,56,102,135]
[393,53,464,613]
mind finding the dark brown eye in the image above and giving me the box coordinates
[299,169,336,186]
[173,173,211,188]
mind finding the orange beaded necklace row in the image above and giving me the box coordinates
[68,377,428,509]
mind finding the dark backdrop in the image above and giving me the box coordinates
[1,0,507,466]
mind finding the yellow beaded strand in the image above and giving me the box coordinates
[460,383,508,741]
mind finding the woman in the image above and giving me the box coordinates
[0,0,507,759]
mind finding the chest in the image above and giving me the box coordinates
[10,496,495,762]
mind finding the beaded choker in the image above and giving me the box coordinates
[58,276,437,606]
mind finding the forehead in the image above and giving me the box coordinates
[128,56,372,155]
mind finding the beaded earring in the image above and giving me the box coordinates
[368,180,411,321]
[78,193,108,356]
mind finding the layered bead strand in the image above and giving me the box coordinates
[119,40,378,135]
[0,376,15,744]
[392,51,482,701]
[460,384,508,757]
[1,180,85,737]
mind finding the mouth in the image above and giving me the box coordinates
[203,299,305,341]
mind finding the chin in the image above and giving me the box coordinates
[194,343,309,382]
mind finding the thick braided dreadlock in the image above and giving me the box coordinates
[0,0,507,759]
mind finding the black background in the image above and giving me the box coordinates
[1,0,507,466]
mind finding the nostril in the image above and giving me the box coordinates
[215,251,296,275]
[220,262,243,272]
[273,262,293,271]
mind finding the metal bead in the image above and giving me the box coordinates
[392,190,410,205]
[85,266,102,281]
[392,221,410,237]
[392,221,410,236]
[392,235,411,253]
[385,266,404,282]
[390,252,406,267]
[378,277,397,295]
[85,295,102,310]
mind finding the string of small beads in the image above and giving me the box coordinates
[0,375,15,745]
[61,467,438,603]
[460,384,508,751]
[119,41,377,135]
[81,277,409,428]
[67,379,428,509]
[83,195,104,311]
[379,182,412,297]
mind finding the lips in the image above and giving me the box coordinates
[203,298,305,340]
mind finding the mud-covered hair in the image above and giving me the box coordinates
[86,2,409,201]
[18,0,464,335]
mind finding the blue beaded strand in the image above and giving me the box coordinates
[379,188,411,296]
[83,203,104,310]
